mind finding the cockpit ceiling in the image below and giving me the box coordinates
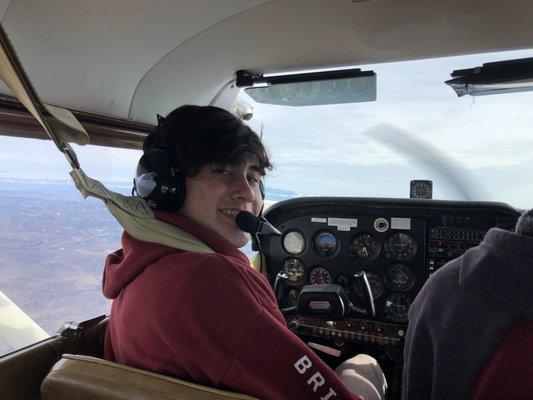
[0,0,532,125]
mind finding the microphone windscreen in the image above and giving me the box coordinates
[236,211,259,233]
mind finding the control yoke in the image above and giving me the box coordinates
[275,271,376,319]
[353,270,376,319]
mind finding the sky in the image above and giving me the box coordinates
[1,48,533,209]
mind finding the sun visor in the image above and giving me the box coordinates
[237,68,376,106]
[446,57,533,97]
[0,24,89,145]
[44,104,90,145]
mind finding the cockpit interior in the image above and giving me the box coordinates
[262,197,520,397]
[0,1,532,399]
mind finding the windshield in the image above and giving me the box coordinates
[244,48,533,210]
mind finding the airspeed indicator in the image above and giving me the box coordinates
[283,231,305,254]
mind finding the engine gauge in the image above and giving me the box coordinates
[282,231,305,255]
[309,267,331,285]
[353,271,384,299]
[282,258,305,283]
[312,231,338,256]
[384,293,412,322]
[351,233,379,259]
[386,263,416,291]
[385,233,416,260]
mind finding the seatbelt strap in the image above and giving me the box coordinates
[70,168,214,253]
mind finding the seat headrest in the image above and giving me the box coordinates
[41,354,257,400]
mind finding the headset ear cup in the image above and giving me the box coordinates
[134,146,186,211]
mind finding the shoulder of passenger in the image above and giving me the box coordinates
[412,258,462,309]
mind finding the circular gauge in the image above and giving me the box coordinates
[282,231,305,255]
[312,231,338,256]
[282,258,305,283]
[386,263,416,291]
[309,267,331,285]
[410,181,432,199]
[374,218,389,233]
[384,293,412,322]
[353,271,385,299]
[385,233,416,260]
[351,233,379,259]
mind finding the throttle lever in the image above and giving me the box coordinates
[353,270,376,319]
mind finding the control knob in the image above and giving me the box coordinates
[288,319,300,332]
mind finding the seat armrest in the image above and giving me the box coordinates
[41,354,258,400]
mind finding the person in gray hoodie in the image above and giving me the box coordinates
[403,209,533,399]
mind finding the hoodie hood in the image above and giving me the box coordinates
[102,212,250,299]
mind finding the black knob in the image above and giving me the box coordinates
[337,274,350,287]
[288,319,300,331]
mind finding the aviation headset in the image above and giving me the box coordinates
[133,114,265,212]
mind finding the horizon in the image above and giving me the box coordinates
[1,49,533,209]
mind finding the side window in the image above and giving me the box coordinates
[0,136,139,356]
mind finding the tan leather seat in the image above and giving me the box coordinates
[41,354,258,400]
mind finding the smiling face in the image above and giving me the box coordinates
[178,158,264,248]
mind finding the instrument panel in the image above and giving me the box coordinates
[262,197,519,350]
[275,214,426,324]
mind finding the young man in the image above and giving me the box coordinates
[103,105,386,400]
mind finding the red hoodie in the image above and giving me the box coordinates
[103,212,362,400]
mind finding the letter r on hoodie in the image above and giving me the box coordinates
[307,372,325,392]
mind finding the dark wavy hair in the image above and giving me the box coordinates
[143,105,272,177]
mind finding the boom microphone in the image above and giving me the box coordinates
[236,211,281,236]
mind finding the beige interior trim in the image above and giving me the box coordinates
[0,94,152,148]
[0,22,88,147]
[42,354,258,400]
